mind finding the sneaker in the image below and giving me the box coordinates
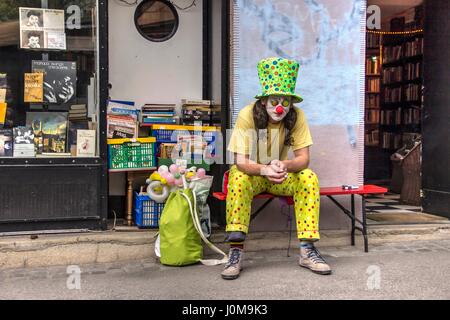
[221,247,244,280]
[299,244,332,275]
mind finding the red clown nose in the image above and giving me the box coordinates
[275,106,284,115]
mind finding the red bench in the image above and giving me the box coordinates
[213,184,388,253]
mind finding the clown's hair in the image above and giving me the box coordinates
[252,99,297,146]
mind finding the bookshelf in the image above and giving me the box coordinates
[380,31,423,151]
[364,4,424,183]
[364,33,381,148]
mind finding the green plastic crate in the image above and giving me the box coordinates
[108,138,156,170]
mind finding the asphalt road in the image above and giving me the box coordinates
[1,239,450,300]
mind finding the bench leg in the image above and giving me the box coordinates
[351,194,355,246]
[362,195,369,253]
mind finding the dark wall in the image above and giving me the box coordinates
[422,0,450,217]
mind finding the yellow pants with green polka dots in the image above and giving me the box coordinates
[226,165,320,241]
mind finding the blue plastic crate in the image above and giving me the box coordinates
[153,129,218,157]
[133,192,165,228]
[153,129,217,143]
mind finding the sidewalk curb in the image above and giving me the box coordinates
[1,224,450,270]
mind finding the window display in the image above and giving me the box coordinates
[0,0,99,158]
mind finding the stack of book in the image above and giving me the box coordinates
[107,100,139,138]
[140,104,178,125]
[69,104,88,121]
[181,99,220,126]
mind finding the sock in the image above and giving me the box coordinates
[230,242,244,250]
[299,241,314,249]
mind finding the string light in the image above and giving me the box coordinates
[367,29,423,35]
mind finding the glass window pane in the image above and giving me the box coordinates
[0,0,99,158]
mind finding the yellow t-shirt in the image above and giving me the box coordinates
[227,103,313,164]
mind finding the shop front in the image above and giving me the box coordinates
[0,0,448,234]
[0,0,108,232]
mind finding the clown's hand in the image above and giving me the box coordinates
[270,159,287,172]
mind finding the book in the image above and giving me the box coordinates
[68,120,89,153]
[24,73,44,102]
[76,129,96,157]
[110,100,135,106]
[141,116,179,124]
[142,103,176,109]
[107,114,137,138]
[0,103,6,127]
[181,99,212,106]
[112,127,135,138]
[0,73,7,103]
[0,129,13,157]
[13,126,35,157]
[26,112,68,154]
[70,104,87,110]
[32,60,77,105]
[0,73,6,88]
[108,100,139,119]
[69,104,88,121]
[143,111,175,117]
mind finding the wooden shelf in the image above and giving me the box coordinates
[382,78,422,88]
[382,54,423,68]
[381,100,422,109]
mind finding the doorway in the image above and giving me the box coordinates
[363,0,447,225]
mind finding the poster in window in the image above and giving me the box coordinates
[21,30,45,49]
[19,8,44,30]
[32,60,76,105]
[19,7,66,50]
[46,31,66,50]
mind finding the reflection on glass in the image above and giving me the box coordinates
[135,0,178,42]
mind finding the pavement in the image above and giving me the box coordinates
[2,223,450,270]
[1,238,450,300]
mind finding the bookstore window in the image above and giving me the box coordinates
[0,0,99,159]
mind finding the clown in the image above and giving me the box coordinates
[222,57,331,280]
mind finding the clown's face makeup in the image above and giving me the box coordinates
[265,95,292,122]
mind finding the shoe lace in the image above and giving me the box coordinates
[305,246,326,265]
[225,248,241,268]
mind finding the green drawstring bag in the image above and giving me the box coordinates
[159,188,202,266]
[158,183,228,267]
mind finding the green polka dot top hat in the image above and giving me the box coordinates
[255,57,303,103]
